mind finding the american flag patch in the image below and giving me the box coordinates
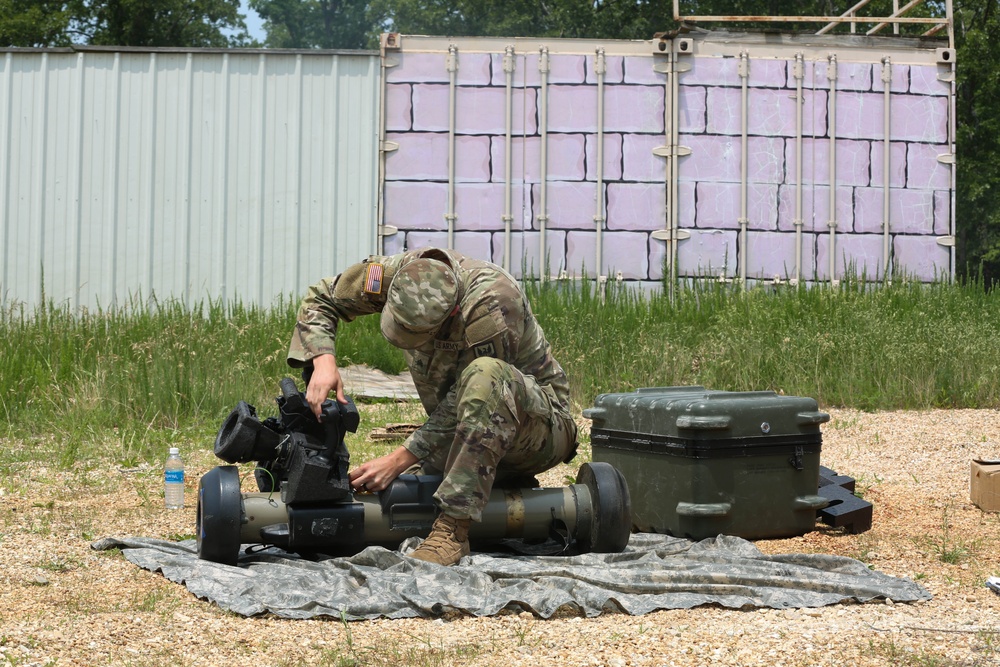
[364,263,384,294]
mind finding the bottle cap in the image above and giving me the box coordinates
[169,447,180,455]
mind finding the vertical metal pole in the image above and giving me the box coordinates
[594,47,606,286]
[948,62,957,281]
[502,45,515,272]
[294,53,305,293]
[72,51,85,308]
[376,49,390,256]
[33,53,51,304]
[146,52,158,304]
[881,56,892,279]
[738,50,749,286]
[108,52,122,305]
[827,54,838,285]
[661,48,675,298]
[218,52,230,305]
[256,53,268,305]
[184,52,195,304]
[946,0,957,279]
[0,53,11,300]
[446,45,458,250]
[793,53,804,284]
[669,45,681,293]
[538,47,549,280]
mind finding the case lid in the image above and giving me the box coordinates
[583,386,830,440]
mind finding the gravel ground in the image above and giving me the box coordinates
[1,407,999,667]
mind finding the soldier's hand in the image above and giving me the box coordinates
[306,354,347,420]
[349,446,419,493]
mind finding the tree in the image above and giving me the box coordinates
[250,0,383,49]
[0,0,73,47]
[374,0,675,40]
[70,0,249,47]
[954,0,1000,286]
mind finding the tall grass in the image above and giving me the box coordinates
[528,275,1000,411]
[2,277,998,465]
[0,295,405,461]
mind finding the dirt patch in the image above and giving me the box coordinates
[1,408,999,666]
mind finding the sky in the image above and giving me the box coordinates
[240,0,267,42]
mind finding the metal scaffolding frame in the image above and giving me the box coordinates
[673,0,954,48]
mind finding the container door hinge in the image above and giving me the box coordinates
[651,229,691,242]
[937,153,956,165]
[652,61,692,74]
[652,145,691,158]
[381,141,399,153]
[379,225,398,237]
[936,236,955,247]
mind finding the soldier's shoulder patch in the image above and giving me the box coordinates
[363,263,385,295]
[473,340,497,358]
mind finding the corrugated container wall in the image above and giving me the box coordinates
[379,33,956,288]
[0,48,381,309]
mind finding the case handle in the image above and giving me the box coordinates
[676,501,732,517]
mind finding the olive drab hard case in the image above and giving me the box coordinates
[583,386,832,540]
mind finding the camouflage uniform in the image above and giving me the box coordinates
[288,247,577,521]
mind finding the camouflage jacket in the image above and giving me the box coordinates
[287,248,572,461]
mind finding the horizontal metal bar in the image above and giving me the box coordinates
[677,15,944,24]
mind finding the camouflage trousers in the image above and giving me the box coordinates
[424,357,577,522]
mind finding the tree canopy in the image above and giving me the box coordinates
[0,0,249,47]
[250,0,380,49]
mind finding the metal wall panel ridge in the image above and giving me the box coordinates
[0,48,381,310]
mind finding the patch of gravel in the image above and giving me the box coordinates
[1,407,999,666]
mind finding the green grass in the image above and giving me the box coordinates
[527,273,1000,411]
[2,275,1000,468]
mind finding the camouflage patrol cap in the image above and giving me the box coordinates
[381,258,459,349]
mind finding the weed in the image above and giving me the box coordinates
[974,630,1000,659]
[512,622,534,647]
[854,473,884,499]
[851,534,881,565]
[923,507,978,565]
[133,587,176,614]
[865,637,962,666]
[167,532,196,542]
[37,557,81,573]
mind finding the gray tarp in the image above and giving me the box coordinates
[92,533,930,620]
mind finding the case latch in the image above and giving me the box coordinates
[789,445,805,471]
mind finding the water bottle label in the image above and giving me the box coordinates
[165,470,184,483]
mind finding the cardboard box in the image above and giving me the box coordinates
[971,459,1000,512]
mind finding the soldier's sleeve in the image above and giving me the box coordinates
[403,387,458,461]
[287,262,387,367]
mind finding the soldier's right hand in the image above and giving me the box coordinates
[306,354,348,420]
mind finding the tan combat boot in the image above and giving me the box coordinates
[409,513,471,566]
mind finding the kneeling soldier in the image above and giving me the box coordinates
[287,247,578,565]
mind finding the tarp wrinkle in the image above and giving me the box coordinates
[91,533,930,620]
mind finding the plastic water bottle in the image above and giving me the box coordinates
[164,447,185,509]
